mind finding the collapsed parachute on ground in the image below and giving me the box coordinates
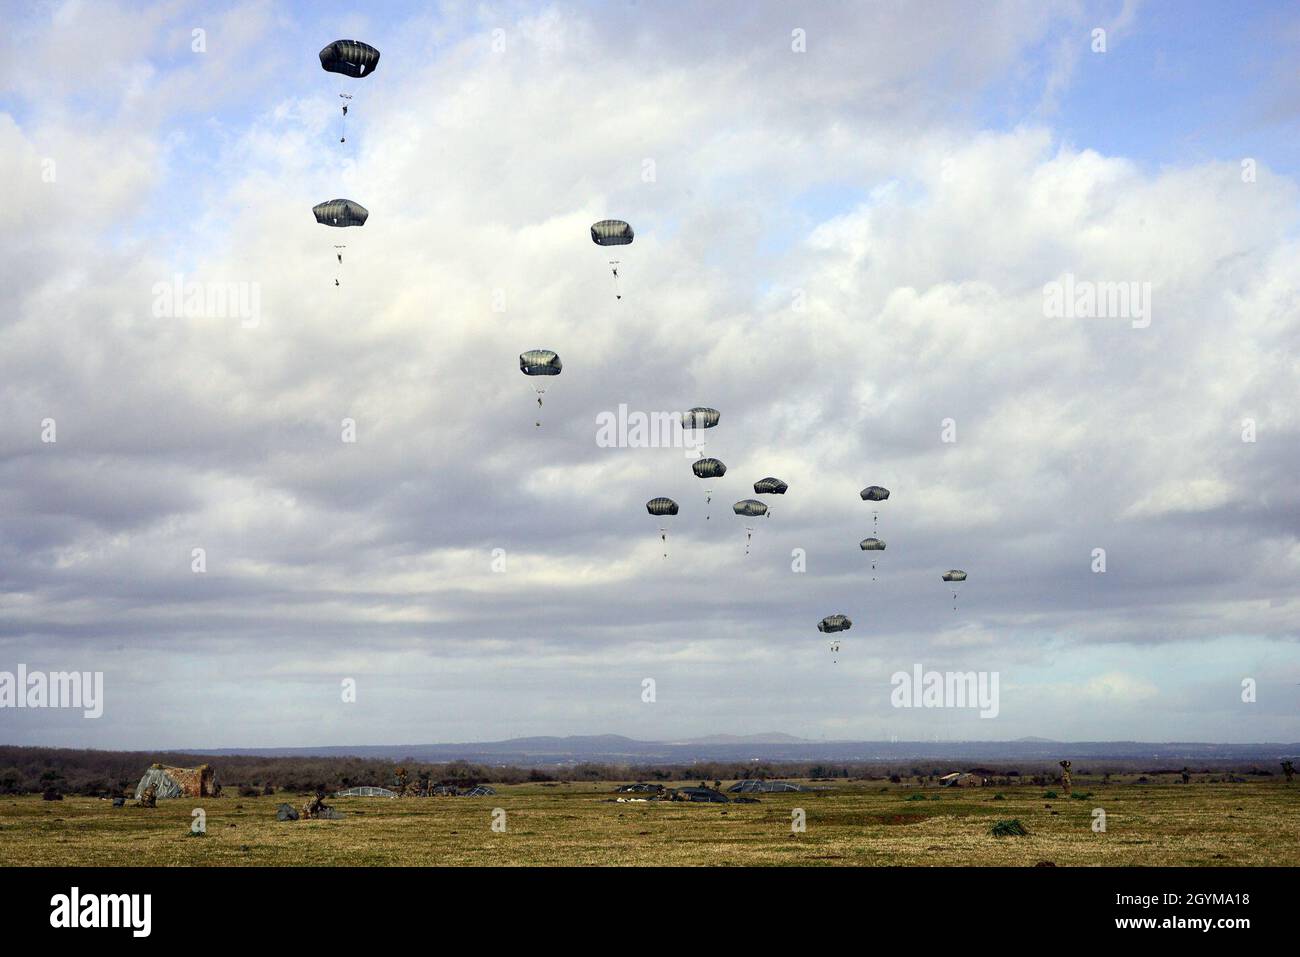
[728,780,811,793]
[646,497,679,557]
[591,220,634,299]
[319,40,381,77]
[520,350,562,426]
[754,477,787,495]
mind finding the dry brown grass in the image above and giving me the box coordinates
[1,777,1295,866]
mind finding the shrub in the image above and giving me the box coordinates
[990,819,1030,837]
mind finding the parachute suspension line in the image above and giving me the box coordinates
[609,260,622,300]
[745,526,753,556]
[660,527,668,559]
[534,385,546,428]
[704,488,712,521]
[339,93,352,143]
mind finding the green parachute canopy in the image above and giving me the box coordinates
[681,407,720,429]
[859,538,886,551]
[753,477,788,494]
[519,350,563,376]
[646,497,679,516]
[319,40,381,78]
[591,220,634,246]
[313,199,369,227]
[732,499,767,517]
[942,570,967,582]
[818,614,852,633]
[860,485,890,502]
[692,458,727,479]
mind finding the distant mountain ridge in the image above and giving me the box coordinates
[186,734,1298,766]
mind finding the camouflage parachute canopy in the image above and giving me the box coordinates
[859,538,886,551]
[942,570,968,582]
[313,199,369,227]
[860,485,891,502]
[732,499,767,517]
[591,219,634,246]
[319,39,381,77]
[753,477,788,494]
[692,457,727,479]
[519,350,563,375]
[646,497,679,516]
[818,614,852,633]
[681,407,720,429]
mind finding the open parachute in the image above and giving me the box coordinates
[942,569,968,611]
[313,200,368,285]
[692,457,726,520]
[646,497,679,558]
[520,350,562,427]
[319,40,380,143]
[591,220,634,299]
[732,499,768,555]
[818,614,852,663]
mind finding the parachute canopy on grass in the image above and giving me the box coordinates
[646,497,679,516]
[519,350,563,375]
[591,219,634,245]
[942,570,968,582]
[818,614,852,633]
[859,538,886,551]
[319,39,381,77]
[860,486,890,502]
[313,199,369,227]
[681,407,720,429]
[754,477,788,494]
[732,499,767,517]
[692,457,727,479]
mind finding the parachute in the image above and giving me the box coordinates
[681,407,720,457]
[942,569,967,611]
[319,40,380,142]
[818,613,852,663]
[313,199,369,227]
[859,537,886,581]
[646,497,679,558]
[753,476,786,518]
[313,200,368,285]
[860,484,890,534]
[319,40,381,78]
[732,499,768,554]
[591,220,634,300]
[692,457,726,520]
[520,350,562,427]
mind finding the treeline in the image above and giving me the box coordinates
[0,745,1282,797]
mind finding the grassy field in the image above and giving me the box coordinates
[2,778,1296,866]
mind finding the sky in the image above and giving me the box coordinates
[1,0,1298,750]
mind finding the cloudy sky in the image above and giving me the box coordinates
[2,0,1298,749]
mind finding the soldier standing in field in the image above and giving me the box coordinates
[1059,760,1072,795]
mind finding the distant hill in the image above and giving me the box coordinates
[185,735,1298,766]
